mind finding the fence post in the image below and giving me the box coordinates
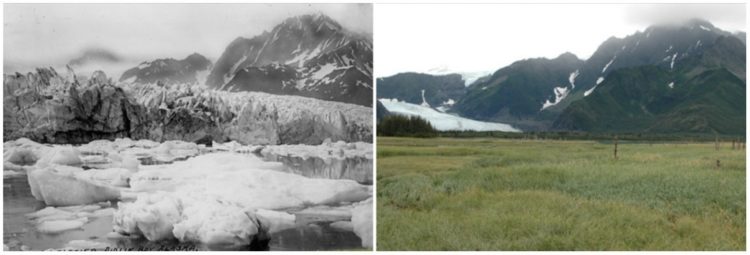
[614,135,618,160]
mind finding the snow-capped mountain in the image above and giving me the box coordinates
[568,19,743,102]
[452,52,584,130]
[553,33,746,134]
[376,72,466,112]
[68,48,122,66]
[206,14,373,106]
[119,53,212,85]
[444,18,745,134]
[425,66,493,86]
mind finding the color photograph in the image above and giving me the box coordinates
[376,3,746,251]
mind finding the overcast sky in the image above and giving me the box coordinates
[375,3,746,78]
[4,3,372,73]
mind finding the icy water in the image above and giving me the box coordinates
[3,152,369,251]
[271,155,373,185]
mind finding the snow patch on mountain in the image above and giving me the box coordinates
[540,86,570,111]
[670,53,678,69]
[602,56,616,73]
[420,89,431,107]
[569,70,579,89]
[668,81,674,89]
[584,77,605,97]
[379,99,519,132]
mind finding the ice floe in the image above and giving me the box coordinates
[113,152,370,245]
[351,199,373,248]
[27,203,113,234]
[6,137,373,248]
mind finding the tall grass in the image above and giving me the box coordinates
[377,137,745,250]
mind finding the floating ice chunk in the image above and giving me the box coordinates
[135,139,161,148]
[114,153,372,246]
[26,207,71,219]
[28,167,121,206]
[152,140,201,162]
[113,192,182,241]
[62,240,109,250]
[5,148,42,167]
[74,168,132,187]
[57,204,102,213]
[35,146,83,168]
[172,201,262,246]
[255,209,296,234]
[4,138,51,165]
[37,217,88,233]
[351,199,373,248]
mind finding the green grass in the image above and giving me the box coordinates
[377,137,746,250]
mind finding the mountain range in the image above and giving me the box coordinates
[377,19,745,135]
[116,13,373,107]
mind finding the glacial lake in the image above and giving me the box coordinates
[3,152,371,251]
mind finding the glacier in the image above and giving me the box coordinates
[379,99,520,132]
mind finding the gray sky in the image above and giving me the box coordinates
[375,3,746,78]
[4,3,372,74]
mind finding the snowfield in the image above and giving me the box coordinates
[379,99,520,132]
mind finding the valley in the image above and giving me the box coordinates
[377,137,745,250]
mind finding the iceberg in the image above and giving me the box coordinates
[351,199,373,248]
[113,152,371,246]
[27,166,121,206]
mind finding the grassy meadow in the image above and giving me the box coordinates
[377,137,746,250]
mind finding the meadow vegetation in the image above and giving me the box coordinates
[377,137,745,250]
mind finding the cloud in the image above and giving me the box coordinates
[624,3,746,32]
[3,3,372,74]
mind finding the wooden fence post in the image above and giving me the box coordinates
[614,135,618,160]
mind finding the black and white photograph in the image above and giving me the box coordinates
[3,3,373,251]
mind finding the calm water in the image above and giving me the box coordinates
[3,152,370,251]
